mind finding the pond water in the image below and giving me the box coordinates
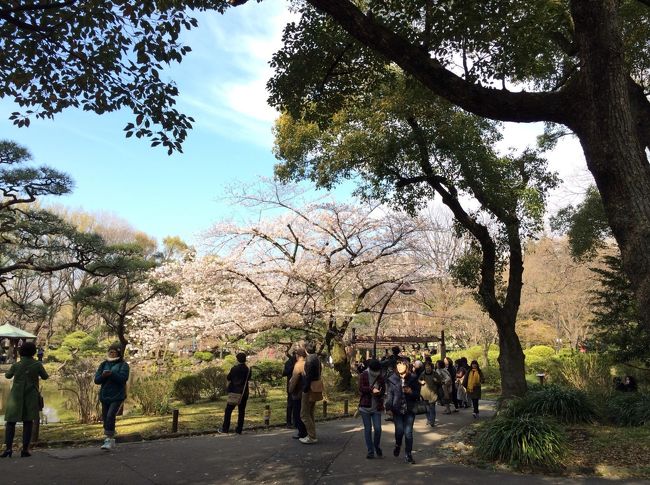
[0,374,75,424]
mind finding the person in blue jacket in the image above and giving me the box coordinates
[385,357,421,464]
[94,342,129,451]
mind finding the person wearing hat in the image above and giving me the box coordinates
[94,343,130,451]
[2,341,49,458]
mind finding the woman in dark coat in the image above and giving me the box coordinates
[385,357,421,464]
[94,342,130,451]
[463,360,485,418]
[2,341,48,458]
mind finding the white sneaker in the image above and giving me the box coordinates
[100,438,116,450]
[299,436,318,444]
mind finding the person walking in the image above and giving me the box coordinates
[36,346,44,362]
[282,350,296,428]
[94,342,130,451]
[455,358,469,409]
[358,359,385,459]
[444,356,459,411]
[418,360,441,427]
[2,342,48,458]
[300,341,322,444]
[436,360,453,414]
[219,352,251,435]
[288,347,308,440]
[386,357,421,464]
[464,360,485,418]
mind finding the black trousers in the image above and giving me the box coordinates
[472,398,480,414]
[292,397,307,438]
[5,421,33,451]
[286,393,294,425]
[222,393,249,434]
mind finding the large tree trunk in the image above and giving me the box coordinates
[331,337,352,390]
[571,0,650,330]
[496,315,527,398]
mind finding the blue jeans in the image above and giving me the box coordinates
[393,412,415,453]
[360,410,382,454]
[101,401,123,437]
[425,400,436,425]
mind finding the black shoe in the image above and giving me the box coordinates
[292,434,301,439]
[0,449,12,458]
[366,452,375,459]
[216,428,227,434]
[20,450,31,458]
[235,430,242,435]
[405,453,415,464]
[393,445,400,457]
[375,447,383,457]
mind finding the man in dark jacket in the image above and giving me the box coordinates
[220,353,251,435]
[282,350,296,428]
[300,341,321,444]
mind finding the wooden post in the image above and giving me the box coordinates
[264,405,270,426]
[439,329,446,360]
[322,400,328,417]
[171,409,179,433]
[343,399,349,416]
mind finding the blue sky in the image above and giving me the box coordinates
[0,1,588,245]
[0,1,306,245]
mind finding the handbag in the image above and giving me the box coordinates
[413,398,428,415]
[226,366,251,406]
[309,379,324,402]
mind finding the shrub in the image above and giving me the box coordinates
[131,375,173,415]
[173,374,203,404]
[198,366,227,401]
[524,345,557,374]
[601,392,650,426]
[504,384,596,424]
[481,366,501,387]
[58,357,100,423]
[552,353,612,392]
[47,346,73,363]
[252,359,285,385]
[476,414,566,470]
[193,351,214,362]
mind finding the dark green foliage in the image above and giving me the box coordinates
[173,374,203,405]
[0,140,110,298]
[589,255,650,367]
[131,376,173,415]
[601,392,650,427]
[197,366,227,401]
[550,186,610,260]
[0,2,242,152]
[504,385,596,424]
[252,360,285,385]
[476,413,566,470]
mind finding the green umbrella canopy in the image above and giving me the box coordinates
[0,323,36,339]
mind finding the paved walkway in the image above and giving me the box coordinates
[0,405,641,484]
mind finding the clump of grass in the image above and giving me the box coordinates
[504,384,596,424]
[601,392,650,426]
[476,414,566,470]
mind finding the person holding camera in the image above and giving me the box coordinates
[94,343,130,451]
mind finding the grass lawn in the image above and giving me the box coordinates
[0,387,357,444]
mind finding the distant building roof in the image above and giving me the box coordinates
[0,323,37,339]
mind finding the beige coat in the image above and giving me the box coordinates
[288,359,305,400]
